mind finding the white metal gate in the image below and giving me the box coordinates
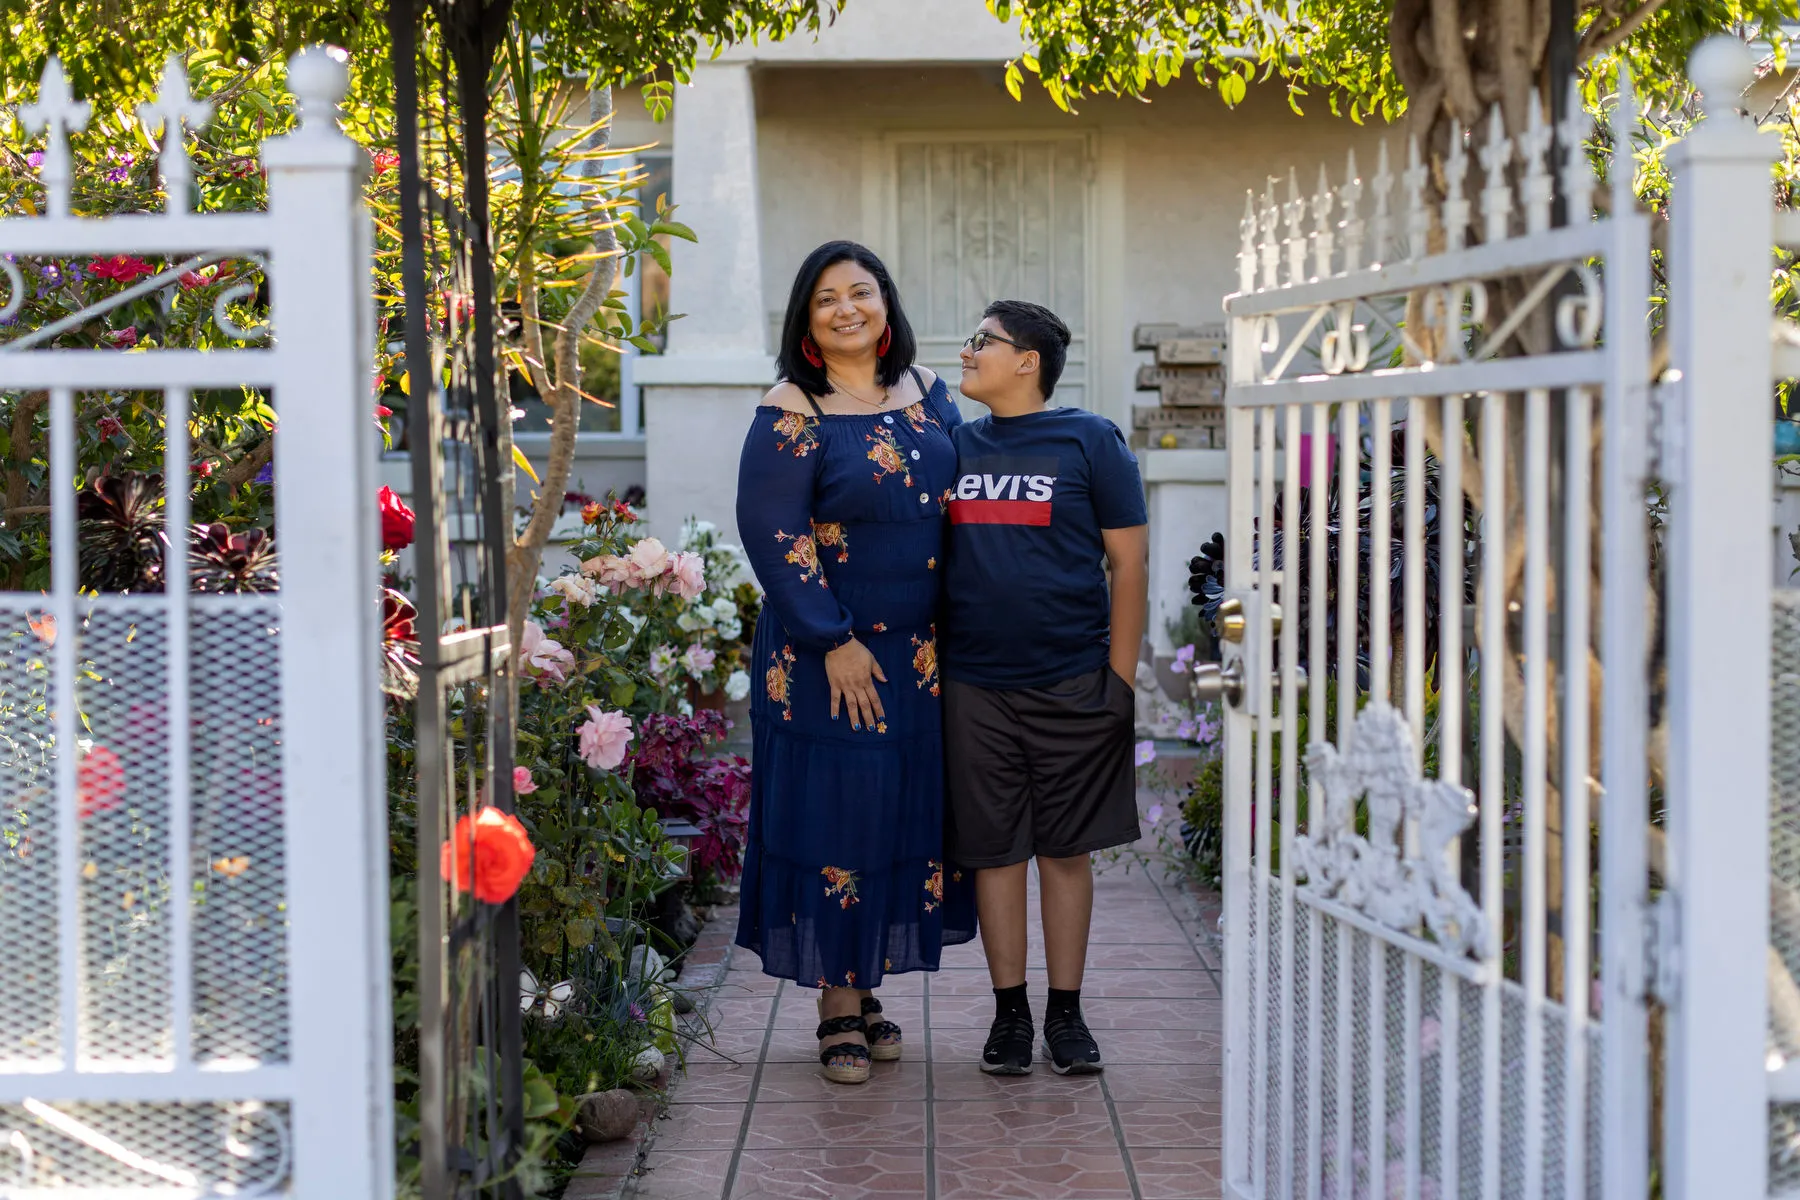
[1214,76,1660,1200]
[0,50,389,1196]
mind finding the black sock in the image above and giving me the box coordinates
[1047,987,1082,1018]
[994,983,1031,1021]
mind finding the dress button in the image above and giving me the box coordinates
[919,492,930,504]
[910,449,921,461]
[883,414,895,425]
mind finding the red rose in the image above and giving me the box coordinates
[378,484,415,551]
[178,267,217,290]
[90,255,156,283]
[97,416,125,439]
[440,806,536,904]
[103,327,138,348]
[77,745,125,819]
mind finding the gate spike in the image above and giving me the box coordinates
[1311,163,1336,280]
[1370,139,1394,266]
[137,56,213,217]
[1402,135,1431,262]
[1519,95,1555,235]
[1284,167,1309,287]
[1611,64,1638,211]
[1558,76,1596,223]
[1259,178,1282,291]
[1239,190,1259,294]
[1340,148,1367,273]
[1442,121,1471,252]
[19,57,90,220]
[1478,104,1515,244]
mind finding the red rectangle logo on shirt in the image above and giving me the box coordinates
[949,499,1053,526]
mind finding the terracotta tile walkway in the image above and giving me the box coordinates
[621,810,1224,1199]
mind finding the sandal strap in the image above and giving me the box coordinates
[865,1019,903,1042]
[815,1014,867,1040]
[818,1041,871,1067]
[859,996,885,1016]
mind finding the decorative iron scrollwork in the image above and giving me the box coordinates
[1319,302,1370,375]
[1292,702,1489,958]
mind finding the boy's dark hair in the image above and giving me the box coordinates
[984,299,1072,398]
[775,240,917,397]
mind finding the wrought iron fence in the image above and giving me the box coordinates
[386,2,524,1195]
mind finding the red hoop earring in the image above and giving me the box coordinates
[801,335,824,368]
[876,327,892,357]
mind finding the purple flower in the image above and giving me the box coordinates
[253,461,274,485]
[1134,740,1157,767]
[628,1003,647,1023]
[1174,643,1195,668]
[25,151,43,169]
[104,152,134,183]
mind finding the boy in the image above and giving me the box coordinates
[941,299,1150,1075]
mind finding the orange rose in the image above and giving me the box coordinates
[440,806,536,905]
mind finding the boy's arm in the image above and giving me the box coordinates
[1102,524,1149,686]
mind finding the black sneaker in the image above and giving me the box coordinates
[1042,1007,1103,1075]
[980,1012,1035,1075]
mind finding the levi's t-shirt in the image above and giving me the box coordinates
[941,406,1148,690]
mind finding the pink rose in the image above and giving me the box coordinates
[512,766,538,795]
[581,554,636,594]
[666,551,706,600]
[627,537,671,584]
[682,644,717,679]
[519,620,574,683]
[577,706,634,771]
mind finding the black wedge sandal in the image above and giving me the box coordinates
[816,1013,872,1085]
[861,996,903,1062]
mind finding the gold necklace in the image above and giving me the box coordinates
[827,373,889,409]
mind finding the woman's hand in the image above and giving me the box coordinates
[825,637,888,730]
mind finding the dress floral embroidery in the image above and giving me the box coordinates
[772,411,820,457]
[822,866,861,909]
[903,401,940,434]
[927,557,937,570]
[766,644,796,721]
[812,521,850,563]
[774,530,825,585]
[871,621,888,633]
[911,631,940,696]
[865,427,913,487]
[923,861,944,913]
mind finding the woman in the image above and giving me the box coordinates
[735,241,976,1084]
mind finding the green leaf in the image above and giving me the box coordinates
[1219,74,1247,107]
[648,220,697,243]
[1004,62,1024,101]
[610,680,637,707]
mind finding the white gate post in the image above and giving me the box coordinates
[264,48,393,1197]
[1663,36,1775,1200]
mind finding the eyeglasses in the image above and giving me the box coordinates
[962,330,1027,354]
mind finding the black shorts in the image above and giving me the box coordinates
[942,664,1141,868]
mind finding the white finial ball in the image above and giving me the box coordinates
[287,45,349,113]
[1688,35,1755,116]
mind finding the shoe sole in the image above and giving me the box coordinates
[1042,1039,1104,1075]
[979,1059,1034,1075]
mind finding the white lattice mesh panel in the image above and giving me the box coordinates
[1350,931,1372,1200]
[1379,946,1403,1197]
[0,603,61,1065]
[1585,1025,1603,1200]
[1771,592,1800,1189]
[1265,877,1284,1191]
[0,1100,289,1193]
[1319,917,1343,1200]
[77,605,173,1066]
[1500,986,1525,1199]
[1290,905,1311,1198]
[188,603,289,1064]
[1542,1004,1568,1199]
[1420,963,1444,1192]
[1456,977,1485,1200]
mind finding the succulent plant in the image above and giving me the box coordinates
[188,523,279,594]
[77,471,167,593]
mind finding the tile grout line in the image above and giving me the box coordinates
[1138,850,1222,992]
[922,975,937,1200]
[718,977,783,1200]
[1099,1069,1146,1200]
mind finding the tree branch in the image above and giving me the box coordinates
[1576,0,1670,63]
[216,437,275,491]
[1432,0,1486,125]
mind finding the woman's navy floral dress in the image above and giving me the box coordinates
[734,375,977,988]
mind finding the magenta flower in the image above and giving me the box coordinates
[512,766,538,795]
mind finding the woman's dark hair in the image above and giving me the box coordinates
[775,240,917,397]
[984,299,1072,398]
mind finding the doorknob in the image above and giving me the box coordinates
[1192,660,1245,707]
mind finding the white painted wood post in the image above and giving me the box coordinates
[1663,35,1775,1200]
[264,47,393,1198]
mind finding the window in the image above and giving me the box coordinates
[892,137,1091,410]
[512,151,670,439]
